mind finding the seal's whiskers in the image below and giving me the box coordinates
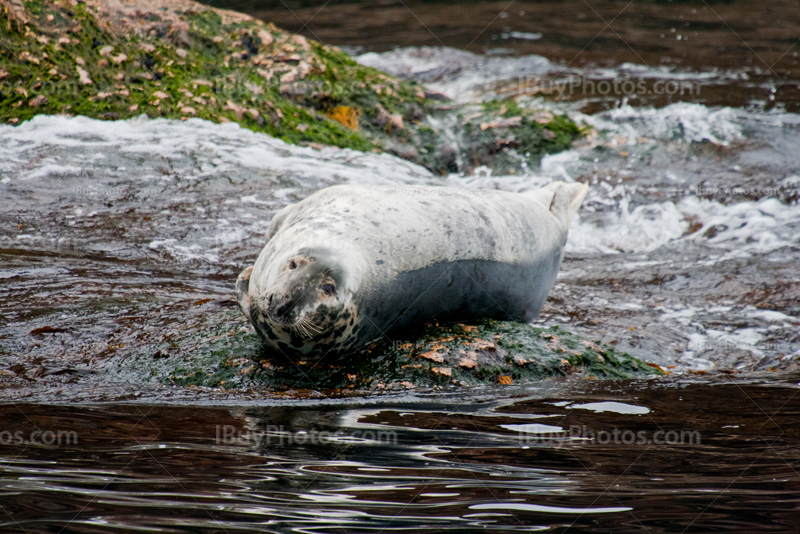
[295,316,322,338]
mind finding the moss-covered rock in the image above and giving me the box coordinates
[0,0,586,173]
[403,99,587,175]
[115,313,661,394]
[376,320,662,385]
[0,0,425,151]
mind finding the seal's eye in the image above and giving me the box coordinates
[288,260,297,270]
[321,283,335,296]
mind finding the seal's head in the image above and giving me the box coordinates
[248,246,362,348]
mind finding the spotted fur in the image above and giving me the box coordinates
[237,182,588,357]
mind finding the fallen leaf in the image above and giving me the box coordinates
[646,363,669,374]
[325,106,359,130]
[28,95,48,107]
[480,116,522,130]
[77,66,92,85]
[432,367,452,377]
[419,351,444,363]
[458,357,477,369]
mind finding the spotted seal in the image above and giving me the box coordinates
[236,182,588,357]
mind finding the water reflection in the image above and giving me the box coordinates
[1,376,799,532]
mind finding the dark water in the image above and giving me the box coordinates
[215,0,800,112]
[2,376,800,533]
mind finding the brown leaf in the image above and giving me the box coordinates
[419,351,444,363]
[458,357,477,369]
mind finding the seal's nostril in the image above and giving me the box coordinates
[267,293,274,305]
[276,302,292,316]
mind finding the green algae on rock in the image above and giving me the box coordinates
[0,0,586,172]
[129,314,662,394]
[364,320,663,387]
[0,0,426,151]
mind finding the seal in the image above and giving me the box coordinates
[236,182,588,357]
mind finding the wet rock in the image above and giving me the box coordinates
[372,103,391,128]
[0,0,583,174]
[404,102,425,122]
[424,91,450,101]
[440,145,459,174]
[126,317,662,394]
[0,0,430,154]
[388,113,404,131]
[388,146,418,163]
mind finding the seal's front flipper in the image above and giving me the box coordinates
[236,266,254,324]
[265,203,298,243]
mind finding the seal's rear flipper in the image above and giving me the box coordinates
[540,181,589,230]
[236,266,254,323]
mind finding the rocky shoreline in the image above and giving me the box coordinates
[0,0,584,173]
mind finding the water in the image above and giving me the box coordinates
[231,0,800,112]
[2,0,800,530]
[2,376,800,533]
[3,89,798,380]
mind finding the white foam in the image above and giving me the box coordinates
[356,46,552,102]
[3,115,797,264]
[148,238,218,263]
[679,196,800,260]
[22,164,85,181]
[502,31,543,41]
[470,503,632,514]
[615,62,747,82]
[0,115,435,186]
[570,402,650,415]
[500,423,564,434]
[567,197,689,254]
[745,308,799,324]
[564,191,800,257]
[584,102,743,145]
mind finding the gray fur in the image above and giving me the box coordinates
[236,182,588,357]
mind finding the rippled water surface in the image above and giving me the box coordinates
[2,376,800,533]
[229,0,800,112]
